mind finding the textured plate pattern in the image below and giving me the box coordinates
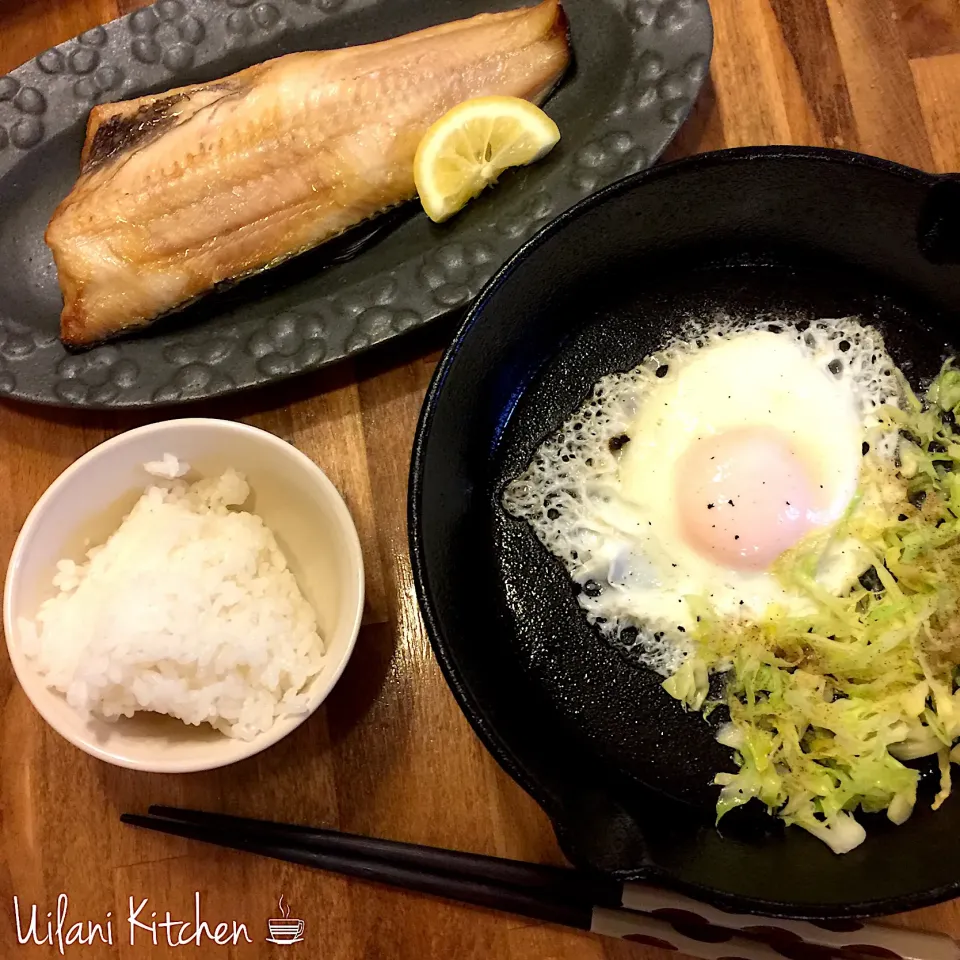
[0,0,712,407]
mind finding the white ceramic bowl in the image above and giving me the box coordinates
[3,418,364,773]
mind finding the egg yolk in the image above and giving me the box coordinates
[675,426,823,571]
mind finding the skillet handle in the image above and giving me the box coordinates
[918,174,960,264]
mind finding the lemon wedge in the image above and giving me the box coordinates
[414,96,561,223]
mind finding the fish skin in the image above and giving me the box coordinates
[46,0,570,347]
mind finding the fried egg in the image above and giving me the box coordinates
[502,317,904,674]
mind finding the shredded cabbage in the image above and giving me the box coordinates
[663,361,960,854]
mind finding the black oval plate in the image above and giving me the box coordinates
[0,0,712,407]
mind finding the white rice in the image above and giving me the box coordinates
[18,459,325,741]
[143,452,190,479]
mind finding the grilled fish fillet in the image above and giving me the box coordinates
[46,0,570,347]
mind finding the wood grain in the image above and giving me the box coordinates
[2,0,960,958]
[827,0,935,169]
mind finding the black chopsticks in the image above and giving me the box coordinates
[142,805,618,907]
[121,807,960,960]
[122,807,595,930]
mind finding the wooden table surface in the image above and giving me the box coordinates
[2,0,960,958]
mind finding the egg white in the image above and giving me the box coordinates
[503,316,904,674]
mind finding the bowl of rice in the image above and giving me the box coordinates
[3,418,364,772]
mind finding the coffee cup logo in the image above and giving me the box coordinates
[265,894,305,945]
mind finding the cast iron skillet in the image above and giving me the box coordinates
[409,146,960,919]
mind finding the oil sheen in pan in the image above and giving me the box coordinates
[491,260,951,811]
